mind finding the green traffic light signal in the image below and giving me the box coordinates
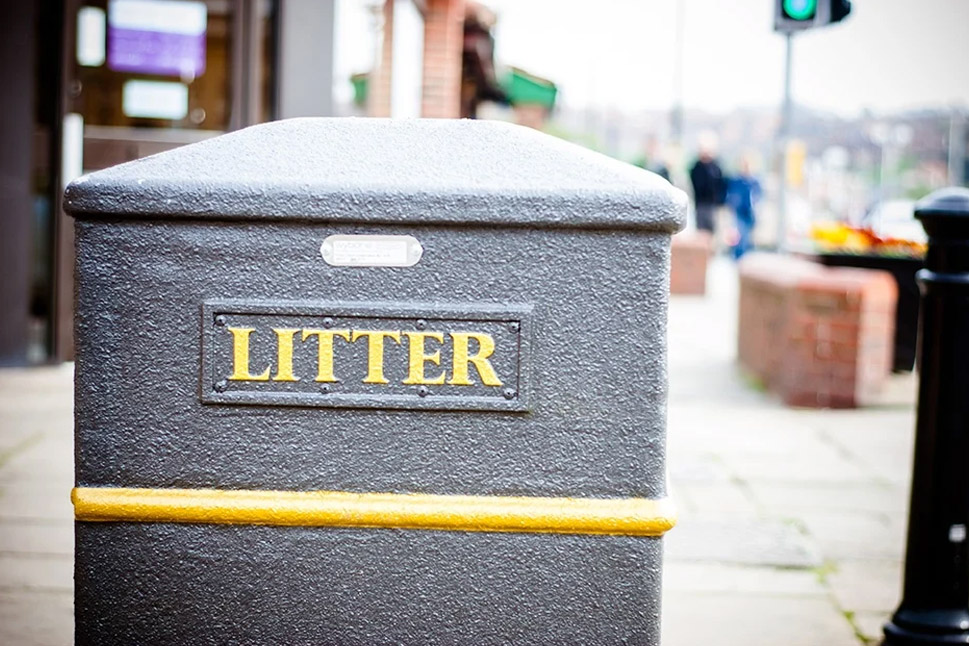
[783,0,817,20]
[775,0,849,32]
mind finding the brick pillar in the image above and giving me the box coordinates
[670,231,712,295]
[737,254,897,408]
[368,0,394,117]
[421,0,464,118]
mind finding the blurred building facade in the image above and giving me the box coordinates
[0,0,555,366]
[355,1,555,124]
[2,0,345,365]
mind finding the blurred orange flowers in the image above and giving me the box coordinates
[810,222,926,258]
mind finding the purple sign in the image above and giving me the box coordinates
[107,0,206,78]
[109,28,206,77]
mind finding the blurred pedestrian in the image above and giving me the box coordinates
[726,155,762,259]
[633,136,671,182]
[689,135,726,235]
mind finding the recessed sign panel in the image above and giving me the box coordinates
[201,301,531,412]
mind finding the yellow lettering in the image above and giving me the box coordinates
[229,325,506,388]
[350,330,401,384]
[448,332,502,386]
[301,328,351,382]
[227,327,271,381]
[271,328,301,382]
[401,331,446,385]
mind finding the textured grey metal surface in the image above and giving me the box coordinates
[76,524,663,646]
[64,117,687,232]
[74,221,672,498]
[68,118,686,645]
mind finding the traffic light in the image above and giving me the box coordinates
[775,0,851,32]
[782,0,817,23]
[830,0,851,23]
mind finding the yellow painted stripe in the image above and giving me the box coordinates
[72,487,676,537]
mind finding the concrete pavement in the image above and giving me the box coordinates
[0,363,74,646]
[663,258,915,645]
[0,257,916,644]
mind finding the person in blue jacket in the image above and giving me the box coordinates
[726,156,762,259]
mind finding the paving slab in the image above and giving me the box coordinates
[663,562,827,597]
[744,480,908,516]
[662,591,861,646]
[0,591,73,646]
[665,515,822,568]
[798,510,907,562]
[826,559,903,614]
[721,449,874,485]
[0,484,75,522]
[0,521,74,556]
[852,610,892,644]
[672,481,760,516]
[0,553,73,592]
[667,453,732,484]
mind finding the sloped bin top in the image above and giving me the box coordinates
[65,117,686,232]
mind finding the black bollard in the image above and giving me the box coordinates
[884,187,969,645]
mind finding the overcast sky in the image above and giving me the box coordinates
[334,0,969,117]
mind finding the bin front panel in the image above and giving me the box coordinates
[75,219,670,499]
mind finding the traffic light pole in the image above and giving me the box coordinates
[670,0,685,146]
[773,0,852,251]
[777,31,793,251]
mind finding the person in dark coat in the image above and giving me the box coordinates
[689,142,726,234]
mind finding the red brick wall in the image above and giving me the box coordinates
[670,232,712,295]
[738,254,897,408]
[421,0,465,118]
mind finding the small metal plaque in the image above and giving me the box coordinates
[201,300,531,412]
[320,235,423,267]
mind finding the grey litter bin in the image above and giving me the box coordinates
[66,118,686,645]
